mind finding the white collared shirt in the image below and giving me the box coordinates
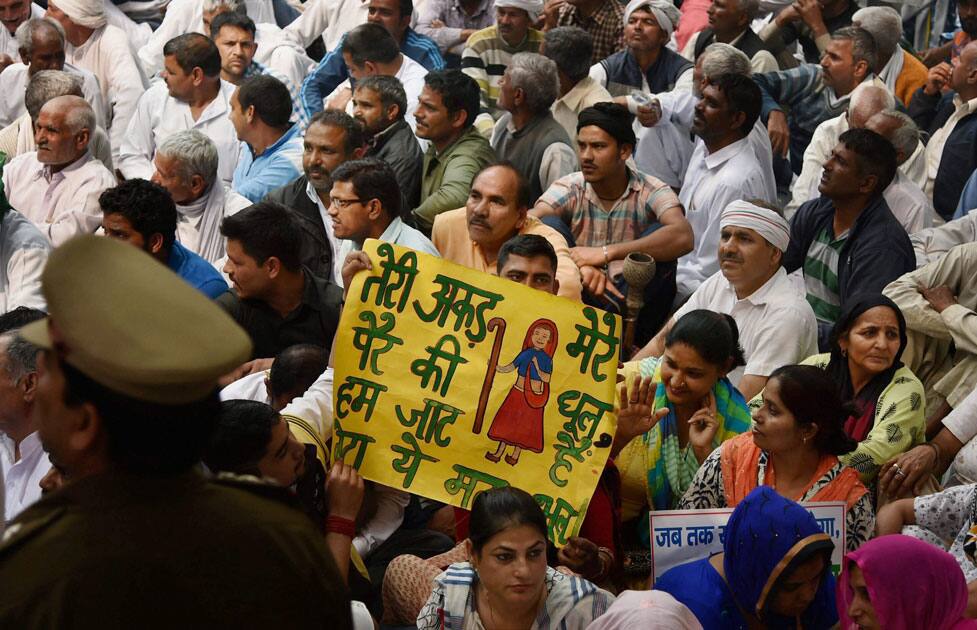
[674,267,818,383]
[0,5,44,59]
[334,217,441,287]
[118,80,241,186]
[306,178,343,283]
[0,62,108,129]
[0,432,51,522]
[926,95,977,197]
[884,169,936,234]
[2,150,117,245]
[675,136,776,298]
[64,24,147,163]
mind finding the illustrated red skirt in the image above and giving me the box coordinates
[487,386,545,453]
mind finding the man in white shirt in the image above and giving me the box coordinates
[636,200,817,401]
[0,17,105,128]
[0,0,42,66]
[2,95,115,245]
[675,73,775,301]
[0,311,51,522]
[0,204,47,314]
[44,0,146,164]
[912,210,977,268]
[151,130,252,264]
[329,157,439,286]
[541,26,613,143]
[282,0,369,53]
[118,33,240,187]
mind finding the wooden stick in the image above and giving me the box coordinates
[473,317,506,434]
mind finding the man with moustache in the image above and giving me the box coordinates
[635,200,817,401]
[0,0,41,66]
[353,75,423,213]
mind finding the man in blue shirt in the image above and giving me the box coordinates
[230,74,304,202]
[98,179,229,299]
[300,0,444,124]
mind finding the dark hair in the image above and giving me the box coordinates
[497,234,558,275]
[204,399,279,475]
[61,360,221,475]
[712,73,762,136]
[308,109,367,155]
[475,162,531,209]
[767,365,858,456]
[331,158,402,219]
[209,10,256,39]
[355,75,407,121]
[99,179,178,254]
[831,26,878,71]
[837,128,898,194]
[0,307,46,334]
[238,74,293,128]
[665,309,746,370]
[423,69,480,129]
[220,201,304,271]
[268,344,328,401]
[469,486,548,554]
[543,26,594,83]
[397,0,413,19]
[342,23,399,66]
[163,33,222,78]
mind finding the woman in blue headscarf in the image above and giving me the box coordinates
[655,486,838,629]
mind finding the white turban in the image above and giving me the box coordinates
[495,0,545,22]
[48,0,107,29]
[624,0,681,38]
[720,200,791,252]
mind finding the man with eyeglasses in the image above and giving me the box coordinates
[328,158,438,287]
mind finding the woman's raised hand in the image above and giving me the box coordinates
[613,376,668,452]
[689,391,720,463]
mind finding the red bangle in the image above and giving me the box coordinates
[326,515,357,538]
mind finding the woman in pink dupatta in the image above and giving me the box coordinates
[838,534,977,630]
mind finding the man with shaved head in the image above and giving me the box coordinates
[1,94,116,244]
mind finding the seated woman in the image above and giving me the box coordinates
[656,486,839,630]
[589,590,703,630]
[416,486,615,629]
[838,534,977,630]
[680,365,874,551]
[793,295,925,483]
[613,310,751,572]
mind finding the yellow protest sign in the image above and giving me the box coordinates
[332,239,619,545]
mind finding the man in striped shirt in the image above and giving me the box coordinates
[783,127,914,348]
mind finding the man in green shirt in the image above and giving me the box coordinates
[413,69,496,233]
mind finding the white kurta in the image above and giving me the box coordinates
[63,23,147,163]
[675,136,775,299]
[0,432,51,522]
[0,210,48,314]
[0,62,107,129]
[911,209,977,268]
[2,150,116,245]
[118,80,241,186]
[282,0,370,51]
[0,4,44,60]
[176,184,253,264]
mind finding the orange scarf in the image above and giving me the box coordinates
[720,433,866,510]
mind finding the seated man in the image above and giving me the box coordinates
[432,162,582,300]
[352,75,423,213]
[219,200,343,359]
[151,130,252,264]
[329,158,439,287]
[784,128,914,347]
[496,233,562,295]
[461,0,544,131]
[541,26,613,142]
[265,110,367,280]
[230,74,303,203]
[544,0,623,65]
[323,23,428,132]
[0,0,39,63]
[415,0,495,63]
[884,242,977,427]
[0,191,48,314]
[0,17,105,129]
[413,69,496,233]
[299,0,444,124]
[757,26,881,176]
[220,343,329,410]
[909,40,977,221]
[99,178,229,299]
[118,33,239,187]
[852,7,927,106]
[681,0,778,73]
[675,73,774,301]
[911,209,977,268]
[636,200,817,401]
[2,94,115,245]
[0,310,50,522]
[490,52,577,203]
[0,69,112,171]
[759,0,857,66]
[531,102,693,341]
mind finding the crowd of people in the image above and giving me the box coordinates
[0,0,975,627]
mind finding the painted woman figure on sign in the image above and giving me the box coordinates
[485,319,559,465]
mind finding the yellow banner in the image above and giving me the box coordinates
[332,240,619,545]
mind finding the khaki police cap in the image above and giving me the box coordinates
[19,235,253,404]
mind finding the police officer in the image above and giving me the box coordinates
[0,235,352,629]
